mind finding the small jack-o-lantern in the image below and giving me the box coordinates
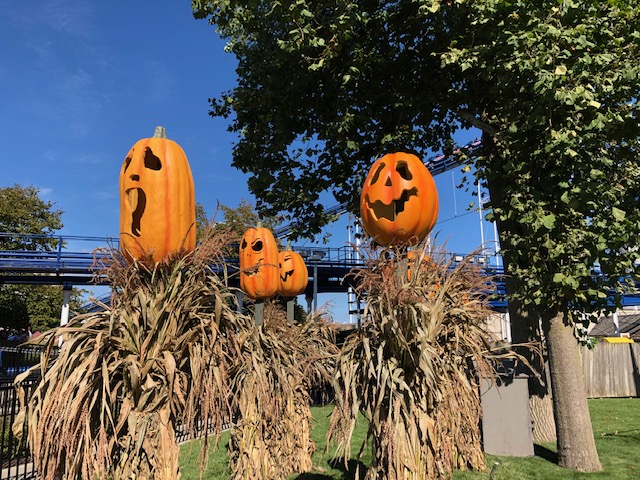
[277,248,308,297]
[360,152,438,246]
[239,225,279,299]
[119,126,196,264]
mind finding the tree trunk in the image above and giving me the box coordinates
[484,135,557,443]
[543,309,601,472]
[481,131,597,466]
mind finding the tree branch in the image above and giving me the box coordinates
[455,110,498,136]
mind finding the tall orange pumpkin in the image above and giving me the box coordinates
[277,248,308,297]
[360,152,438,246]
[119,126,196,264]
[239,225,279,299]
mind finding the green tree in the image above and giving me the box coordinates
[0,184,82,333]
[193,0,640,471]
[0,285,86,333]
[195,202,209,242]
[0,184,63,251]
[197,200,281,240]
[215,199,281,238]
[439,3,639,470]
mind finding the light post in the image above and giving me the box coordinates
[300,249,326,315]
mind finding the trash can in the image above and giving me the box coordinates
[480,360,534,457]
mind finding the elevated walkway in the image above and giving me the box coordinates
[0,233,508,312]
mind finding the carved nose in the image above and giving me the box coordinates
[130,174,140,181]
[385,176,392,186]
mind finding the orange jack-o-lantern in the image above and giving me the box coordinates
[277,248,308,297]
[360,152,438,246]
[239,225,279,299]
[119,126,196,264]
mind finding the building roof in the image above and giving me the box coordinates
[589,313,640,340]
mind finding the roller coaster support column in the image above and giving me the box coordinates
[235,291,244,313]
[58,282,73,347]
[313,262,318,314]
[305,293,313,315]
[286,300,294,324]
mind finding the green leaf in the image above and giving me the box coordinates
[612,207,626,221]
[427,1,440,13]
[541,214,556,230]
[555,65,567,75]
[553,272,565,284]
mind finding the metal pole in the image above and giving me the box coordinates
[58,283,73,347]
[255,301,264,326]
[286,299,294,324]
[313,262,318,313]
[235,290,244,313]
[452,170,458,217]
[478,180,485,247]
[493,221,501,268]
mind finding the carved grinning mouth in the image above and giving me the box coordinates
[126,188,146,237]
[280,269,295,282]
[365,187,418,221]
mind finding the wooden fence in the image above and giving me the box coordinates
[581,342,640,398]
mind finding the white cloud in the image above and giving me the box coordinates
[45,0,93,37]
[1,0,94,38]
[93,190,117,201]
[75,153,107,165]
[43,150,58,163]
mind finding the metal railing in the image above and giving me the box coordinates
[0,373,37,480]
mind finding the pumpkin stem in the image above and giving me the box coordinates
[153,126,167,139]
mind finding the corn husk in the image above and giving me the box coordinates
[328,241,517,479]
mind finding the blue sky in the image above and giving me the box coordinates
[1,1,498,320]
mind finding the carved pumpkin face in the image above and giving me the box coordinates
[119,126,196,264]
[239,226,279,299]
[360,152,438,246]
[277,250,308,297]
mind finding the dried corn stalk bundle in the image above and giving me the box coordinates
[329,241,506,480]
[228,303,338,479]
[14,228,243,480]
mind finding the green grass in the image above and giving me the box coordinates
[453,398,640,480]
[179,399,640,479]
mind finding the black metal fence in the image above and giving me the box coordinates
[0,374,37,480]
[0,347,41,379]
[0,345,329,479]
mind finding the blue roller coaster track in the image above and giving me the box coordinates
[1,137,638,314]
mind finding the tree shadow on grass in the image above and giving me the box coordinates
[294,458,367,480]
[534,444,558,464]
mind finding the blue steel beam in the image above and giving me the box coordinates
[0,239,509,310]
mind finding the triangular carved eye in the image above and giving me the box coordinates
[396,161,412,180]
[370,162,386,185]
[241,239,247,250]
